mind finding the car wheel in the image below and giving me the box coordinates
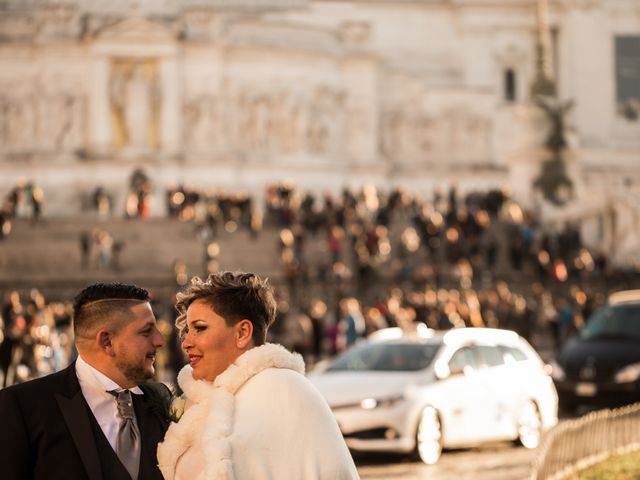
[415,405,442,465]
[516,400,542,449]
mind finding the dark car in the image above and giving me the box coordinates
[551,290,640,412]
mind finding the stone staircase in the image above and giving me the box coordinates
[0,217,286,298]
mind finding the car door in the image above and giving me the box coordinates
[436,345,496,446]
[470,344,519,440]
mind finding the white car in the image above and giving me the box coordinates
[309,327,558,464]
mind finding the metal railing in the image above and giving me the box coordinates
[530,402,640,480]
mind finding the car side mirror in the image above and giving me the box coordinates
[448,365,465,377]
[434,362,450,380]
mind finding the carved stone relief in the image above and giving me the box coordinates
[183,96,221,151]
[557,0,603,11]
[337,21,371,47]
[35,6,83,41]
[381,105,492,164]
[181,9,226,41]
[39,93,86,150]
[0,94,36,151]
[182,83,346,156]
[0,82,86,152]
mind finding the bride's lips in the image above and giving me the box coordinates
[189,355,202,367]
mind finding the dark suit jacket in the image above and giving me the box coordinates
[0,362,171,480]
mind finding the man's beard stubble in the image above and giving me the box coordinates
[115,357,153,386]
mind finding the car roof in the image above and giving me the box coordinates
[441,327,520,346]
[367,324,436,342]
[368,326,521,347]
[608,290,640,306]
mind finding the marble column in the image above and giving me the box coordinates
[341,55,380,167]
[557,0,612,146]
[160,57,181,156]
[89,56,112,155]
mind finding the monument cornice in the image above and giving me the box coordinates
[555,0,603,11]
[91,15,178,56]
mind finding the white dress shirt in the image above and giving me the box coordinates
[75,355,142,451]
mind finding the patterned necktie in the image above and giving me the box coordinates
[109,389,141,480]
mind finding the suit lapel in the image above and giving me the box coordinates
[55,364,103,480]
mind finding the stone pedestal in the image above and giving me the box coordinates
[499,104,549,206]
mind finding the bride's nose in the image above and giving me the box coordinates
[181,332,193,350]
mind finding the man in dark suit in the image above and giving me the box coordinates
[0,283,171,480]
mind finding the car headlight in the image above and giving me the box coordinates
[549,360,566,381]
[360,395,404,410]
[614,363,640,383]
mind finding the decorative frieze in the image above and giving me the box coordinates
[35,6,83,42]
[381,105,493,165]
[182,84,347,157]
[0,83,86,152]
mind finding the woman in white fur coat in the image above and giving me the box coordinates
[157,271,359,480]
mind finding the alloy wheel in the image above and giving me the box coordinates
[517,400,542,449]
[416,405,442,465]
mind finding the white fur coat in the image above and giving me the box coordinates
[157,343,359,480]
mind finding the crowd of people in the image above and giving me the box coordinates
[165,184,264,245]
[161,180,617,303]
[259,183,625,364]
[0,179,44,240]
[0,289,72,388]
[0,180,637,387]
[0,288,182,388]
[0,270,619,389]
[269,279,604,365]
[268,183,613,296]
[79,228,126,271]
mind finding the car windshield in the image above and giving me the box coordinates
[327,342,440,372]
[579,304,640,341]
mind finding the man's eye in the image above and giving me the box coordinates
[141,329,152,336]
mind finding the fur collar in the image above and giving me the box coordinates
[157,343,305,480]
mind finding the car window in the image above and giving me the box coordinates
[328,342,441,372]
[472,345,505,368]
[448,346,476,373]
[500,345,528,362]
[580,304,640,341]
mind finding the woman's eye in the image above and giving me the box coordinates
[194,325,207,332]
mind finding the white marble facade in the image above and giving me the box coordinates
[0,0,639,261]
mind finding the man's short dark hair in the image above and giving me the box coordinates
[73,283,150,340]
[175,272,276,346]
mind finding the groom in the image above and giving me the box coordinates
[0,283,170,480]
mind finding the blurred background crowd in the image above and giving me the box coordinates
[1,178,636,388]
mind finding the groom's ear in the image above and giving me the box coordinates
[235,319,253,349]
[97,329,114,355]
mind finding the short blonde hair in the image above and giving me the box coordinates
[175,271,277,346]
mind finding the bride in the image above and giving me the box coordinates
[157,271,359,480]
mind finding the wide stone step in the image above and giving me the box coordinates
[0,218,289,290]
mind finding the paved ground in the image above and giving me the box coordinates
[356,442,536,479]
